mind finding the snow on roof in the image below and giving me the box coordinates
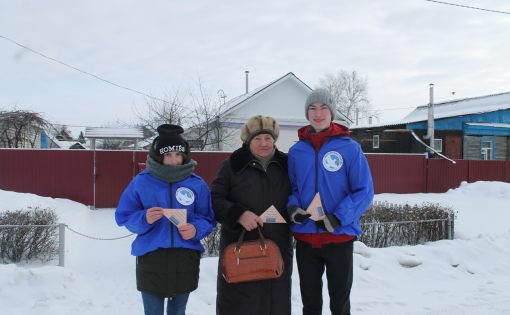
[84,127,144,139]
[53,140,87,149]
[352,91,510,130]
[403,92,510,123]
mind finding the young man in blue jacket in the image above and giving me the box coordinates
[287,89,374,315]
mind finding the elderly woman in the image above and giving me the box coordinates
[211,115,293,315]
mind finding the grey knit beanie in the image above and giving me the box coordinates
[305,88,336,120]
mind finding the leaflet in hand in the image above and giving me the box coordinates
[306,192,326,221]
[260,205,287,223]
[163,208,187,227]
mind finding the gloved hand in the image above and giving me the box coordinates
[288,205,311,224]
[316,214,341,232]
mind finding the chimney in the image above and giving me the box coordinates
[245,70,249,94]
[426,83,435,148]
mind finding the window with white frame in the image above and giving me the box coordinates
[372,135,380,149]
[433,139,442,152]
[481,140,493,160]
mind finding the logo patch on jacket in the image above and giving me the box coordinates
[176,187,195,205]
[322,151,343,172]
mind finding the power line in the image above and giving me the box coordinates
[424,0,510,15]
[0,34,170,103]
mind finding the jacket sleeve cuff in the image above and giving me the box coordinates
[287,205,298,216]
[328,214,342,229]
[225,203,247,228]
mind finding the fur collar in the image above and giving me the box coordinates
[230,143,287,173]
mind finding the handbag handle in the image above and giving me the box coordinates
[235,225,266,252]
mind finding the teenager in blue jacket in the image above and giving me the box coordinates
[287,89,374,315]
[116,124,215,315]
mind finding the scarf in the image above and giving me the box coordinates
[146,155,196,183]
[253,148,276,171]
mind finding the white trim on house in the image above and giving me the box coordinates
[465,122,510,129]
[372,135,380,149]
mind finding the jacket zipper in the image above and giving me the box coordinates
[314,148,320,232]
[169,183,174,248]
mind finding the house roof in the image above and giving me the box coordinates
[84,127,144,139]
[53,140,88,149]
[403,92,510,122]
[352,91,510,129]
[219,72,352,125]
[220,72,311,117]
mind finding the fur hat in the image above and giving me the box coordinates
[150,124,190,162]
[305,88,336,120]
[240,115,280,144]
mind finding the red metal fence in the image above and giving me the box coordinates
[1,149,509,208]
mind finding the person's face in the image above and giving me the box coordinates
[308,102,332,131]
[162,151,184,165]
[249,133,274,158]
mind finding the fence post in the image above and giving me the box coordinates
[447,215,453,240]
[58,223,66,267]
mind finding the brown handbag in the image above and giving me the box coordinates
[221,226,284,284]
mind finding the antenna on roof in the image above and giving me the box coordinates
[245,70,250,94]
[217,89,227,104]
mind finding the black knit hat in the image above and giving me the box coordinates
[150,124,190,162]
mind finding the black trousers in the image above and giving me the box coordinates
[296,240,353,315]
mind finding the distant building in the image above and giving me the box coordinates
[351,92,510,160]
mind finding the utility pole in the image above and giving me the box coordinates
[427,83,435,151]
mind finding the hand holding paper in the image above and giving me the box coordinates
[178,223,196,240]
[146,207,164,224]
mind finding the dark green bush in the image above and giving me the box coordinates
[0,207,58,263]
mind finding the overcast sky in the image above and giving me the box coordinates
[1,0,509,128]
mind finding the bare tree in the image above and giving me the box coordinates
[135,91,187,134]
[0,109,49,148]
[319,70,379,125]
[185,79,235,151]
[135,81,234,151]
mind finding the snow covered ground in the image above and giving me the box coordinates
[1,181,510,315]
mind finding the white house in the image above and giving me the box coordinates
[195,72,351,152]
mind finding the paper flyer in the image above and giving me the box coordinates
[163,208,187,227]
[306,192,326,221]
[259,205,287,223]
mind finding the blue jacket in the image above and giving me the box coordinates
[287,135,374,236]
[115,169,215,256]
